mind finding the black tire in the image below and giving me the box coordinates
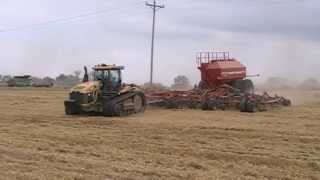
[282,98,292,106]
[65,103,80,115]
[239,98,257,113]
[114,104,127,117]
[239,98,247,112]
[201,101,209,110]
[199,81,209,89]
[166,100,179,109]
[207,99,217,110]
[233,79,254,94]
[245,101,258,113]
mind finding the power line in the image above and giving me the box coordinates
[145,0,164,85]
[0,1,144,33]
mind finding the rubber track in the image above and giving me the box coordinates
[103,91,146,116]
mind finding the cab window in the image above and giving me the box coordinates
[109,70,121,83]
[94,70,109,81]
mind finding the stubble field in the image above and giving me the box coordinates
[0,88,319,180]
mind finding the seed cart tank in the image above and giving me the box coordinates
[197,52,254,94]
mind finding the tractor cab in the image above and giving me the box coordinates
[93,64,124,93]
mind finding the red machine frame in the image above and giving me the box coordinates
[197,52,247,88]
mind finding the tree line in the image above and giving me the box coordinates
[0,71,82,87]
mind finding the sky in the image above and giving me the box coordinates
[0,0,319,85]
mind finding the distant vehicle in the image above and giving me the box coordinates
[32,81,54,88]
[64,64,147,116]
[7,75,54,87]
[7,75,32,87]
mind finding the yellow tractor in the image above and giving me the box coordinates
[64,64,147,116]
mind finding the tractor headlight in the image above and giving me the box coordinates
[87,93,94,102]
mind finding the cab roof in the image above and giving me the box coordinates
[93,64,124,70]
[14,75,31,79]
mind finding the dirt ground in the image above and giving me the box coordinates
[0,88,319,180]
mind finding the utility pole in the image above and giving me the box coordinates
[146,0,164,85]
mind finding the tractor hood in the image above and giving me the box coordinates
[70,81,101,94]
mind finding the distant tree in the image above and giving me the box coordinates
[31,76,42,83]
[89,70,95,81]
[40,76,55,87]
[43,77,55,84]
[142,82,169,92]
[55,73,80,87]
[265,77,292,90]
[2,75,12,82]
[74,70,82,79]
[171,75,191,90]
[302,78,318,84]
[56,74,68,82]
